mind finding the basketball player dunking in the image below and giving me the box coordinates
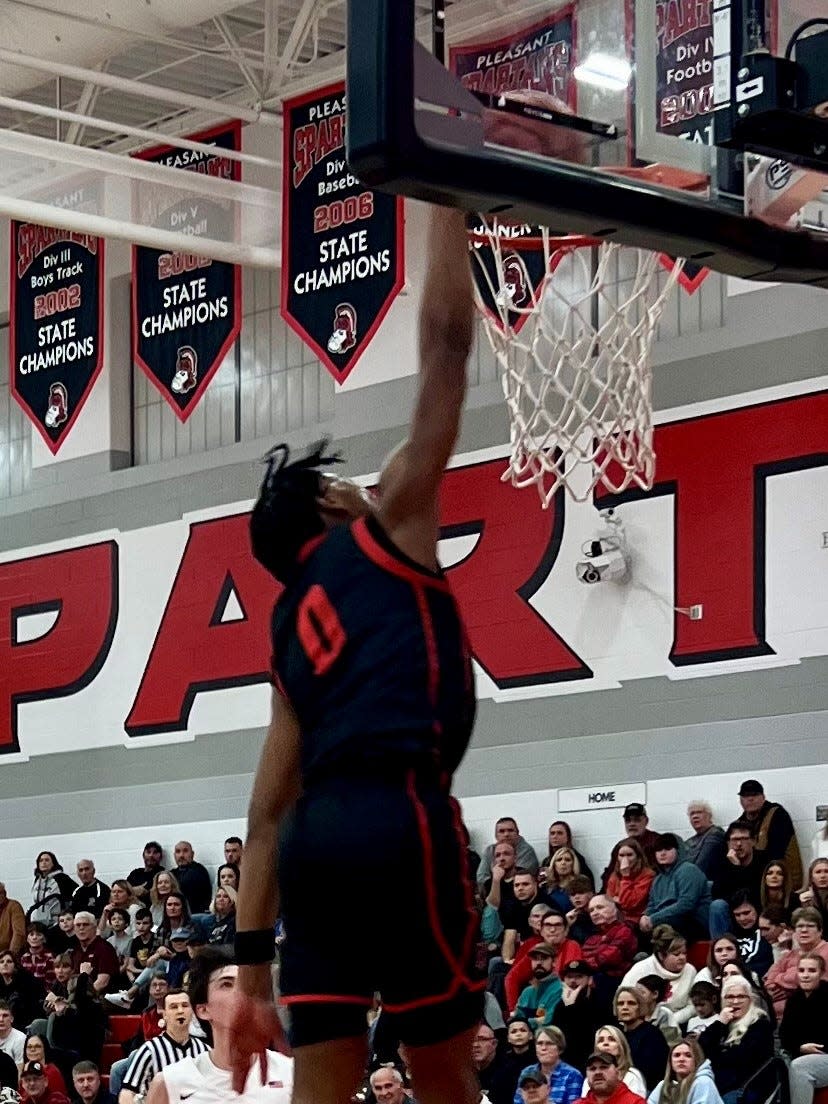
[227,204,484,1104]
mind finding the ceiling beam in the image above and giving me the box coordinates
[213,15,262,100]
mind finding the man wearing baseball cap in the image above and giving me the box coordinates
[737,780,802,885]
[517,1069,549,1104]
[20,1062,70,1104]
[575,1053,645,1104]
[514,944,563,1029]
[552,961,612,1074]
[621,806,659,870]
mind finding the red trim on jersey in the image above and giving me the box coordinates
[279,993,373,1006]
[352,517,450,591]
[413,586,440,711]
[297,533,325,563]
[381,976,487,1014]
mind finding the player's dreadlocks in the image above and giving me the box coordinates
[250,437,343,585]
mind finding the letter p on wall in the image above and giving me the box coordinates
[0,542,118,753]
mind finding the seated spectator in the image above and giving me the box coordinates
[693,936,740,988]
[566,880,597,946]
[709,824,764,939]
[604,842,654,928]
[223,837,243,869]
[20,1037,66,1098]
[716,961,772,1021]
[71,1061,115,1104]
[542,824,595,890]
[728,894,773,977]
[497,1017,536,1104]
[736,779,802,887]
[0,952,45,1028]
[515,945,564,1029]
[48,915,76,957]
[577,1050,646,1104]
[792,859,828,932]
[583,1027,646,1096]
[639,836,710,942]
[697,976,774,1104]
[686,982,720,1036]
[779,953,828,1104]
[30,857,76,930]
[487,844,519,915]
[148,873,180,930]
[621,806,660,873]
[758,906,792,963]
[502,872,547,945]
[17,1062,69,1104]
[30,954,105,1064]
[479,819,540,888]
[206,888,236,946]
[684,803,727,882]
[70,912,118,997]
[514,1027,581,1104]
[215,865,240,892]
[764,906,828,1016]
[69,864,109,921]
[620,926,696,1027]
[123,910,158,986]
[106,926,193,1010]
[20,927,56,989]
[552,961,613,1075]
[646,1038,724,1104]
[581,898,637,1002]
[104,910,132,984]
[0,884,26,958]
[613,987,669,1092]
[760,860,795,919]
[97,883,140,939]
[0,1000,26,1067]
[543,851,583,915]
[502,904,554,1012]
[537,914,582,979]
[634,977,680,1043]
[156,894,191,944]
[125,843,165,904]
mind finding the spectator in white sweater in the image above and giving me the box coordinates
[620,925,697,1026]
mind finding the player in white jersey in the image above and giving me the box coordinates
[145,948,292,1104]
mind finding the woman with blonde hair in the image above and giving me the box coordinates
[97,880,141,937]
[647,1038,724,1104]
[698,976,774,1104]
[580,1026,647,1097]
[148,870,180,927]
[621,925,697,1025]
[543,848,582,913]
[792,858,828,931]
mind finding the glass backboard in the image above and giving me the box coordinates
[346,0,828,285]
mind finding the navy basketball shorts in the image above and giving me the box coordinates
[276,768,484,1048]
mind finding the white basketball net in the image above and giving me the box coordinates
[471,225,684,506]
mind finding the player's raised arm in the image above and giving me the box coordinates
[377,205,474,564]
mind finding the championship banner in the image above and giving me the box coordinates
[281,82,405,385]
[132,122,242,421]
[449,11,576,331]
[10,224,104,454]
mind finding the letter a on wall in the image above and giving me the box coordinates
[131,123,242,421]
[281,82,405,384]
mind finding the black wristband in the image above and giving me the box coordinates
[235,928,276,965]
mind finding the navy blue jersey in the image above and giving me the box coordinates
[271,514,476,785]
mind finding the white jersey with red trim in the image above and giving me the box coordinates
[161,1049,293,1104]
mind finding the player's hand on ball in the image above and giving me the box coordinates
[482,89,587,165]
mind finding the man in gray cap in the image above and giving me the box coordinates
[517,1070,549,1104]
[737,779,802,885]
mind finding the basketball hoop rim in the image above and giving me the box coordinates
[468,230,597,252]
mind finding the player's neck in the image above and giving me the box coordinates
[207,1033,234,1073]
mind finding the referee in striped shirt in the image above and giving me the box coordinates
[119,989,208,1104]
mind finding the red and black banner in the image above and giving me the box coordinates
[10,224,104,454]
[449,11,576,330]
[132,122,242,421]
[281,82,405,384]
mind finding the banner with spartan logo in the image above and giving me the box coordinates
[449,10,575,331]
[281,82,405,385]
[131,122,242,421]
[10,224,104,454]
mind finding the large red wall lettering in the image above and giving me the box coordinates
[0,542,118,753]
[125,514,281,736]
[597,391,828,663]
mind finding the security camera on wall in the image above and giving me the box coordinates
[575,508,629,585]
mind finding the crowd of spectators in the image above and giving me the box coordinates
[0,785,826,1104]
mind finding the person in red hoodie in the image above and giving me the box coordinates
[605,842,655,928]
[575,1051,646,1104]
[582,897,638,1003]
[505,911,581,1013]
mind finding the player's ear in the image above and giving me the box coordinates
[195,1002,210,1022]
